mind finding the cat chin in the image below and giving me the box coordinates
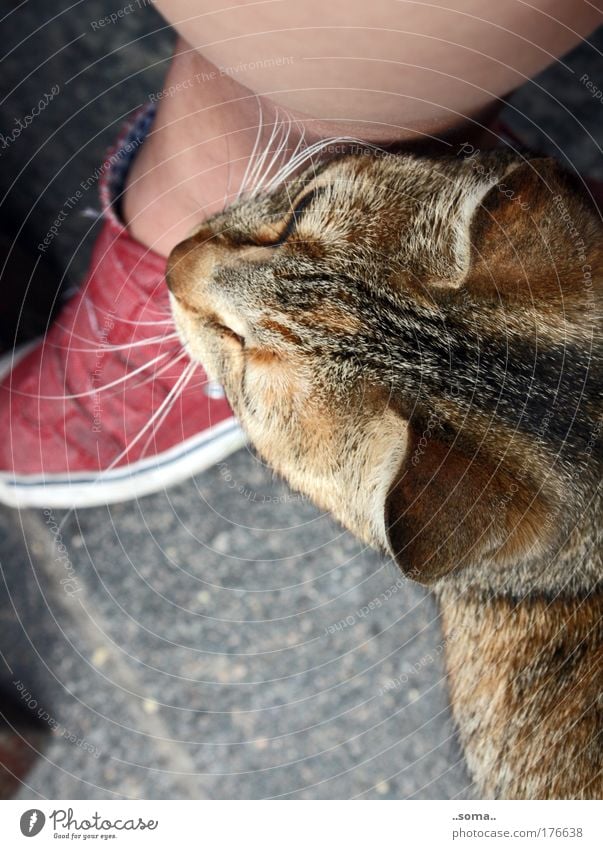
[169,296,220,381]
[247,403,410,560]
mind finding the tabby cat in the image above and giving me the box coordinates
[166,146,602,799]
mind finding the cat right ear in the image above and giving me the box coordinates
[465,156,598,302]
[381,423,549,585]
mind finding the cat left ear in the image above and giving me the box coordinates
[465,157,598,299]
[382,425,548,584]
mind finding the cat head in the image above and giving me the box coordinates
[167,149,602,584]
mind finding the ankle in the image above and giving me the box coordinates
[122,118,205,258]
[123,43,305,257]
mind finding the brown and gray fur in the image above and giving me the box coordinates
[167,147,603,799]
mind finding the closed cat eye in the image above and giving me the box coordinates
[212,321,245,348]
[265,186,324,247]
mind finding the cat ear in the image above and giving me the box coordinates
[466,157,597,299]
[382,158,592,584]
[382,423,548,584]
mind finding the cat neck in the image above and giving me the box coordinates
[436,484,602,600]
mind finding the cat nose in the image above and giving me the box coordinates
[166,238,193,297]
[166,233,223,301]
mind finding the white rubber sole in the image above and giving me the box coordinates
[0,416,247,509]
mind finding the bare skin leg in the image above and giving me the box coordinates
[123,44,306,257]
[124,1,602,256]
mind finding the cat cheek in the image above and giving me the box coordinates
[169,301,218,378]
[245,355,302,409]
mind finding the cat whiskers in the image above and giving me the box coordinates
[237,102,384,201]
[56,359,199,532]
[26,319,184,398]
[237,96,266,200]
[237,102,309,199]
[104,358,197,467]
[108,317,175,327]
[270,134,389,197]
[126,348,191,391]
[249,111,296,196]
[49,331,181,354]
[135,359,200,459]
[241,106,287,196]
[18,350,173,400]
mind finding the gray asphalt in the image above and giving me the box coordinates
[0,0,601,800]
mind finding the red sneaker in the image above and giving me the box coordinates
[0,113,244,508]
